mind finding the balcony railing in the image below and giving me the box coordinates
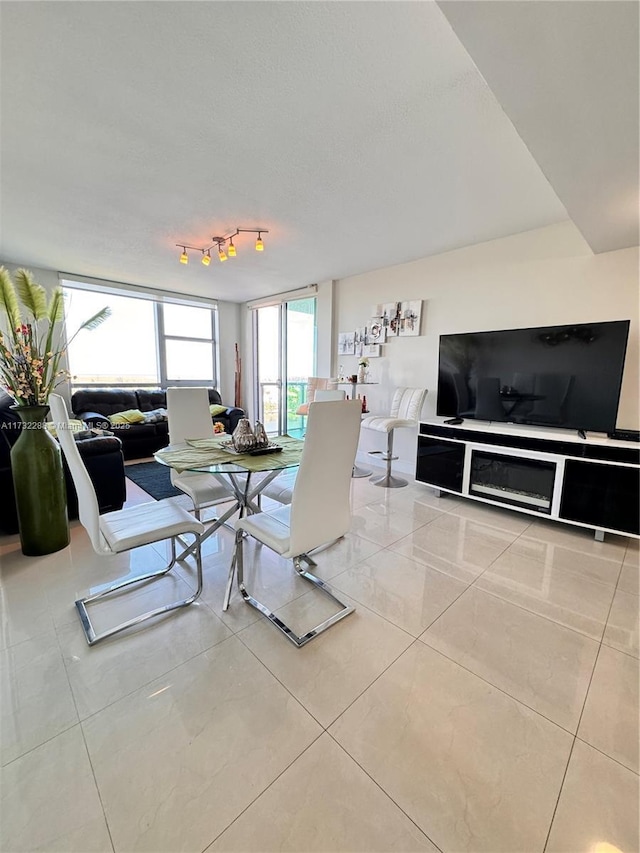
[259,380,307,434]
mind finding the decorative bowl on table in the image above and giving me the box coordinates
[228,418,272,453]
[231,418,256,452]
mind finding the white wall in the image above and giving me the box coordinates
[216,300,241,405]
[331,222,639,474]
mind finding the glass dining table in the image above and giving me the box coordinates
[154,434,304,558]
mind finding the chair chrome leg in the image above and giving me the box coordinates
[75,533,203,646]
[223,531,241,611]
[369,430,408,488]
[237,550,354,648]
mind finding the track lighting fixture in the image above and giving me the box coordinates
[176,227,268,266]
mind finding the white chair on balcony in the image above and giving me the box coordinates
[296,377,338,417]
[314,389,346,402]
[362,387,427,488]
[224,399,362,646]
[49,394,204,646]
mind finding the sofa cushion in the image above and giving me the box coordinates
[72,389,138,417]
[109,409,146,425]
[136,389,167,412]
[209,404,227,416]
[113,422,160,439]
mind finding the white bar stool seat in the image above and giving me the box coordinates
[361,387,427,488]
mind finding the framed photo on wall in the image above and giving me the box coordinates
[398,300,422,336]
[338,331,356,355]
[367,319,386,344]
[362,343,381,358]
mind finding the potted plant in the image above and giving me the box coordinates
[0,267,110,555]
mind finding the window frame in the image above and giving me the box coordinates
[156,303,217,388]
[62,279,219,391]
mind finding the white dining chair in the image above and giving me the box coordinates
[49,394,204,646]
[314,389,347,402]
[362,387,427,487]
[224,398,362,646]
[260,389,346,506]
[167,387,241,550]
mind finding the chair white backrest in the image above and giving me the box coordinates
[390,387,427,422]
[296,378,340,415]
[167,387,215,485]
[288,399,361,556]
[49,394,104,552]
[314,389,346,402]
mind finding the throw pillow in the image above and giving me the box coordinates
[108,409,146,425]
[143,407,168,424]
[209,404,227,416]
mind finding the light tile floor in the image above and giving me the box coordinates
[1,475,638,853]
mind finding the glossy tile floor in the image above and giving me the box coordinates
[1,475,638,852]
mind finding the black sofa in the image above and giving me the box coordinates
[0,390,126,535]
[71,387,244,460]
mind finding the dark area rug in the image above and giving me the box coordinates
[125,461,182,500]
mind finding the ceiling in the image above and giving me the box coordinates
[439,0,639,255]
[0,2,636,303]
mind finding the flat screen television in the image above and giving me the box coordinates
[436,320,630,433]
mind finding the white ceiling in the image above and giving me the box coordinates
[439,0,639,255]
[0,2,633,303]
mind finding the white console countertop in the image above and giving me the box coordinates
[421,417,637,451]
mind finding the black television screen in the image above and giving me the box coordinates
[437,320,630,433]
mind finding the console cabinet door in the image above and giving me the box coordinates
[416,436,465,492]
[561,460,640,535]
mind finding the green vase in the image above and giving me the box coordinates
[10,405,70,556]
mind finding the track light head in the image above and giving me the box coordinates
[176,228,268,269]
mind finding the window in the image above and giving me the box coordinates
[253,297,316,435]
[158,303,215,383]
[63,283,217,389]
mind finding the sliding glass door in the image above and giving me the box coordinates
[254,297,316,435]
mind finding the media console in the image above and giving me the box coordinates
[416,420,639,539]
